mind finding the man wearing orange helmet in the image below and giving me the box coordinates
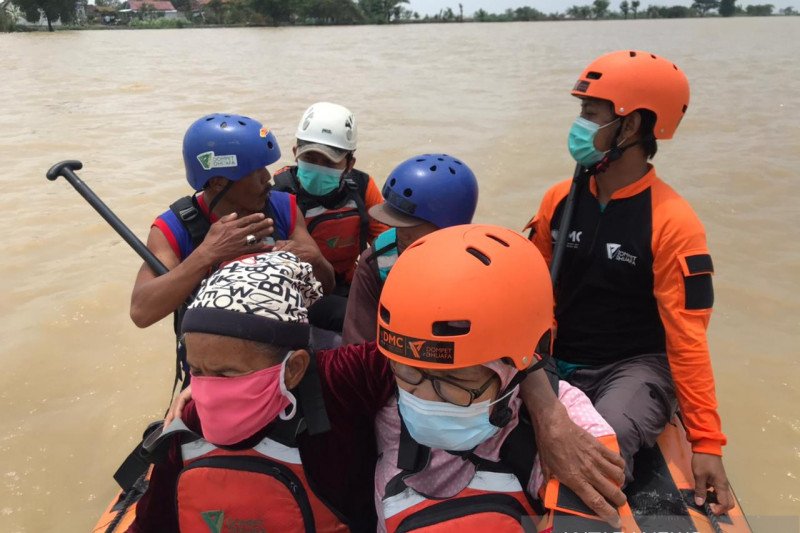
[526,50,733,513]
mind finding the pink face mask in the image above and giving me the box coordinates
[191,352,298,446]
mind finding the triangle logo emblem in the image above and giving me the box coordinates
[606,243,621,259]
[201,510,224,533]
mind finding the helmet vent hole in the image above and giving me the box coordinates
[629,51,637,57]
[220,122,228,129]
[437,157,444,161]
[390,178,396,186]
[267,141,274,149]
[449,167,456,175]
[467,247,491,266]
[416,158,425,162]
[454,160,463,165]
[486,234,510,247]
[205,117,214,121]
[673,64,678,70]
[224,115,230,118]
[681,104,688,113]
[432,320,471,337]
[429,165,437,172]
[403,188,413,197]
[650,54,657,59]
[380,305,391,324]
[586,71,602,80]
[238,120,246,126]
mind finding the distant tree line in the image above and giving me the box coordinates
[562,0,790,18]
[4,0,796,32]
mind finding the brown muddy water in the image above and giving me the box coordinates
[0,17,798,531]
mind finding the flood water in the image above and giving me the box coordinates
[1,16,799,531]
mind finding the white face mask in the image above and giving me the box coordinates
[397,387,515,451]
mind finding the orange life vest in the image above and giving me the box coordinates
[383,470,539,532]
[380,411,542,533]
[273,166,370,286]
[177,434,349,533]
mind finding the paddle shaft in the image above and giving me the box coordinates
[46,160,168,276]
[549,163,589,287]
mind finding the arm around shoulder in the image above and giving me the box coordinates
[341,247,381,345]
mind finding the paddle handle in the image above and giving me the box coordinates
[549,163,588,287]
[46,160,169,276]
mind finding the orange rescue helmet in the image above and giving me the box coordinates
[376,224,553,371]
[571,50,690,140]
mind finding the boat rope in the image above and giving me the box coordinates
[104,473,148,533]
[704,502,724,533]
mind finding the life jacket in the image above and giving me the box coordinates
[176,431,349,533]
[381,411,542,533]
[156,190,295,261]
[366,228,398,287]
[273,166,370,286]
[136,355,349,533]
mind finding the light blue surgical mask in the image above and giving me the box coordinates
[296,160,343,196]
[567,116,619,167]
[397,387,511,451]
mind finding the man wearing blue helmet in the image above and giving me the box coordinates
[130,114,334,331]
[341,154,479,345]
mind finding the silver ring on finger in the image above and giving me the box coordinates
[245,234,257,246]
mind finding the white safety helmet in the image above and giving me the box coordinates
[295,102,358,162]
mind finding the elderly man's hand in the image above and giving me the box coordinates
[535,402,627,526]
[521,370,626,527]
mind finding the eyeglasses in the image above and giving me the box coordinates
[390,360,498,407]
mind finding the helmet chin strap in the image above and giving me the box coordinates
[594,120,639,174]
[207,180,235,215]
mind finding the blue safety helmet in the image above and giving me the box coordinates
[183,114,281,191]
[373,154,479,229]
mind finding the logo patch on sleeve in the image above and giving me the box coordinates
[379,326,455,364]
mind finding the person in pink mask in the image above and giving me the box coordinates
[129,251,390,532]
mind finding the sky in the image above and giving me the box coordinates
[407,0,797,15]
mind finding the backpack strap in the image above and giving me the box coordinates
[165,196,212,396]
[294,351,331,436]
[342,173,370,253]
[497,408,538,495]
[366,228,399,287]
[168,195,210,251]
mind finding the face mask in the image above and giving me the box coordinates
[296,160,343,196]
[191,352,298,446]
[567,117,619,167]
[397,387,509,451]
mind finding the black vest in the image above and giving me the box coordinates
[549,182,666,365]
